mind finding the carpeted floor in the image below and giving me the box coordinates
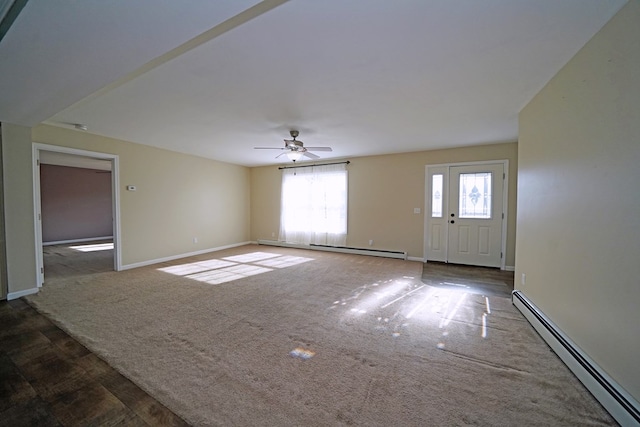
[42,240,114,279]
[27,244,615,426]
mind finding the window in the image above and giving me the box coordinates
[279,163,347,246]
[431,174,443,217]
[459,172,492,219]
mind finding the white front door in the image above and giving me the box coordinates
[426,162,506,268]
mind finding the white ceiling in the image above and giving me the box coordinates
[0,0,626,167]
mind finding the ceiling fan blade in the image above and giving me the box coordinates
[303,151,320,159]
[254,147,286,150]
[275,152,288,158]
[304,147,332,152]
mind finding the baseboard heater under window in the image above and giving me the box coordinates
[256,240,407,260]
[512,290,640,426]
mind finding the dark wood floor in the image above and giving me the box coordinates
[0,298,188,426]
[422,262,514,297]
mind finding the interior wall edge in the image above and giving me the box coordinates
[1,122,37,294]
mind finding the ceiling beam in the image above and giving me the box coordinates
[0,0,28,44]
[58,0,290,114]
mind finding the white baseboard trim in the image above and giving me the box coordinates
[512,290,640,426]
[505,265,515,272]
[120,241,253,270]
[43,236,114,246]
[7,287,39,300]
[257,240,407,260]
[407,256,425,262]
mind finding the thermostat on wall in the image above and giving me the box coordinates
[126,185,137,191]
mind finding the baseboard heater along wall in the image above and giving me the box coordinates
[512,290,640,427]
[256,240,407,260]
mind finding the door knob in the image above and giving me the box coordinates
[450,213,455,217]
[450,220,455,224]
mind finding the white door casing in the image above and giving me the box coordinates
[32,143,122,287]
[425,161,508,269]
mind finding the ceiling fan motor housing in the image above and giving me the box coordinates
[285,137,304,150]
[254,130,329,160]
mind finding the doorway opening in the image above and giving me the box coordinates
[32,143,121,286]
[424,160,508,270]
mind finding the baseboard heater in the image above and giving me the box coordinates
[256,240,407,260]
[512,290,640,426]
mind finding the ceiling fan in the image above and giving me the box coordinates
[254,130,332,162]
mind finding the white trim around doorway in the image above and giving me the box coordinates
[424,160,509,270]
[32,143,122,287]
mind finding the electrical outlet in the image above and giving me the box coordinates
[271,232,275,238]
[414,207,421,214]
[521,273,526,285]
[369,239,373,246]
[193,237,198,244]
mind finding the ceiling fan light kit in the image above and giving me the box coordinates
[286,151,304,162]
[254,130,333,162]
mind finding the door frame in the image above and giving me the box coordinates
[32,143,122,287]
[424,160,509,270]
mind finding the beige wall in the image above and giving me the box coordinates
[2,123,37,294]
[517,0,640,401]
[251,142,518,264]
[3,123,250,294]
[32,125,251,266]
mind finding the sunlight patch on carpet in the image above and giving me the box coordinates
[331,279,417,314]
[380,284,426,308]
[222,252,282,263]
[185,265,273,285]
[331,278,497,343]
[69,242,114,252]
[439,292,468,328]
[158,259,236,275]
[156,252,313,286]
